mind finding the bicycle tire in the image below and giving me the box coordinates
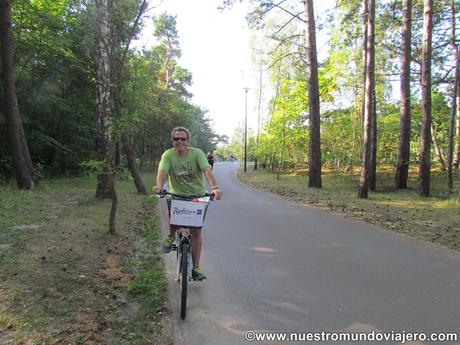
[180,242,189,320]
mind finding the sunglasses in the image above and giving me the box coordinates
[173,137,187,142]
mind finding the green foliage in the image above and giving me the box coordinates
[0,0,97,177]
[321,108,361,172]
[231,0,459,194]
[1,3,217,180]
[431,90,452,147]
[127,269,166,312]
[377,107,400,164]
[79,159,105,174]
[2,0,458,198]
[111,11,218,171]
[153,13,181,58]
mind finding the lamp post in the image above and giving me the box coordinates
[243,87,249,172]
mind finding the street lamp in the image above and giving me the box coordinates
[243,87,249,172]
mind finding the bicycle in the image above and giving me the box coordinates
[157,190,214,319]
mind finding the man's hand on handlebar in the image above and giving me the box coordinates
[212,188,222,200]
[152,185,163,194]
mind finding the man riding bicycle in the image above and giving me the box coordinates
[153,126,222,281]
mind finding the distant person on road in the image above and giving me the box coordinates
[230,152,235,162]
[153,126,222,281]
[207,150,215,170]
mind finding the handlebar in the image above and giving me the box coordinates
[156,189,215,201]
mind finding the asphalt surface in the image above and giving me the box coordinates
[159,162,460,345]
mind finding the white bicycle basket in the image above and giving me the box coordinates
[170,197,210,227]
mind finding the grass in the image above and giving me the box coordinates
[0,173,171,345]
[237,164,460,251]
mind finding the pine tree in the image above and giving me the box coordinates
[0,0,34,190]
[418,0,433,197]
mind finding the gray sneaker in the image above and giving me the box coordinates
[192,267,207,281]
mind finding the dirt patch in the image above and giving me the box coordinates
[101,254,133,286]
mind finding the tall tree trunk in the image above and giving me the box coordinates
[266,62,282,174]
[431,124,446,171]
[361,0,369,125]
[1,0,34,190]
[448,75,459,186]
[356,0,369,177]
[95,0,114,200]
[448,0,459,189]
[122,133,147,194]
[358,0,375,199]
[395,0,413,189]
[254,69,262,171]
[305,0,322,188]
[351,20,361,176]
[370,88,377,190]
[419,0,433,197]
[455,89,460,169]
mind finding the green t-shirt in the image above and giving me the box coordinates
[158,147,210,197]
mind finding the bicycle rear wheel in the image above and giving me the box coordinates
[180,243,189,319]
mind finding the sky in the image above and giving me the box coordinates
[136,0,254,138]
[135,1,338,139]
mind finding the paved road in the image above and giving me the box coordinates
[160,162,460,345]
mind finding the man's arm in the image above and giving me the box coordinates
[203,167,222,199]
[152,170,167,194]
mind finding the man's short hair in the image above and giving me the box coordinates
[171,126,191,141]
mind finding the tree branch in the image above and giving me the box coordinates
[120,0,148,70]
[271,12,300,39]
[272,4,306,23]
[266,34,305,59]
[268,51,301,69]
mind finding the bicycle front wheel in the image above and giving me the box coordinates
[180,243,189,320]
